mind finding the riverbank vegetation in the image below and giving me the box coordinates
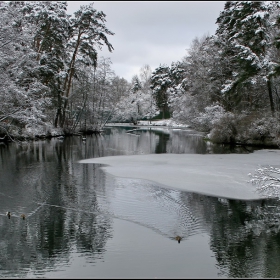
[0,1,280,148]
[147,1,280,148]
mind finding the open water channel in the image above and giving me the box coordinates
[0,125,280,278]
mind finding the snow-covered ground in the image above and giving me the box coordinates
[106,119,189,128]
[79,149,280,201]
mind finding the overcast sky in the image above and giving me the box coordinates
[67,1,225,82]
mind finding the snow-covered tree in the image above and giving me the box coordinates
[91,56,118,129]
[66,56,120,132]
[169,35,229,126]
[110,76,130,101]
[112,89,157,124]
[22,1,70,126]
[112,67,157,123]
[150,64,172,119]
[0,1,117,138]
[139,64,152,89]
[215,1,280,115]
[0,1,50,139]
[131,74,142,93]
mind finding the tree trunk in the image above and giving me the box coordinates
[267,78,275,117]
[54,92,62,128]
[60,32,82,127]
[54,108,60,128]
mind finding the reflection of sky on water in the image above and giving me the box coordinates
[1,127,280,278]
[102,176,202,239]
[38,219,220,279]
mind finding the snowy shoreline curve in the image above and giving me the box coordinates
[79,149,280,201]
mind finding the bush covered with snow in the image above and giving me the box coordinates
[208,112,237,144]
[249,166,280,199]
[203,111,280,147]
[245,117,280,146]
[5,122,64,140]
[191,104,228,132]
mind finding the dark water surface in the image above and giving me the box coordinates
[1,126,280,278]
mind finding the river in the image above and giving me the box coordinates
[0,125,280,278]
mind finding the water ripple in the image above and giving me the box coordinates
[97,176,204,241]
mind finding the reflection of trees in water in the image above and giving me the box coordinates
[102,127,208,155]
[104,128,160,155]
[0,139,113,276]
[180,192,280,278]
[1,127,279,277]
[0,127,168,276]
[99,177,202,242]
[205,141,260,154]
[166,130,207,154]
[76,128,160,157]
[135,128,208,154]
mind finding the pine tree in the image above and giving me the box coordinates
[150,65,171,119]
[59,3,114,127]
[215,1,278,115]
[0,1,50,137]
[131,75,142,93]
[22,1,70,127]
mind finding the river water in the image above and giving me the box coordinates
[0,126,280,278]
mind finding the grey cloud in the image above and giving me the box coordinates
[67,1,225,81]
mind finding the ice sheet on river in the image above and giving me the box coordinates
[79,150,280,200]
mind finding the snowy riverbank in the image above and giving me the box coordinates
[106,119,190,128]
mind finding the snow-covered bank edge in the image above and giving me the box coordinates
[106,119,280,149]
[2,117,280,150]
[106,119,191,128]
[0,123,102,143]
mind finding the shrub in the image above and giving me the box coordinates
[208,112,237,144]
[247,117,280,141]
[192,104,227,132]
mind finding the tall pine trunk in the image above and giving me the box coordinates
[60,33,81,128]
[267,78,275,117]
